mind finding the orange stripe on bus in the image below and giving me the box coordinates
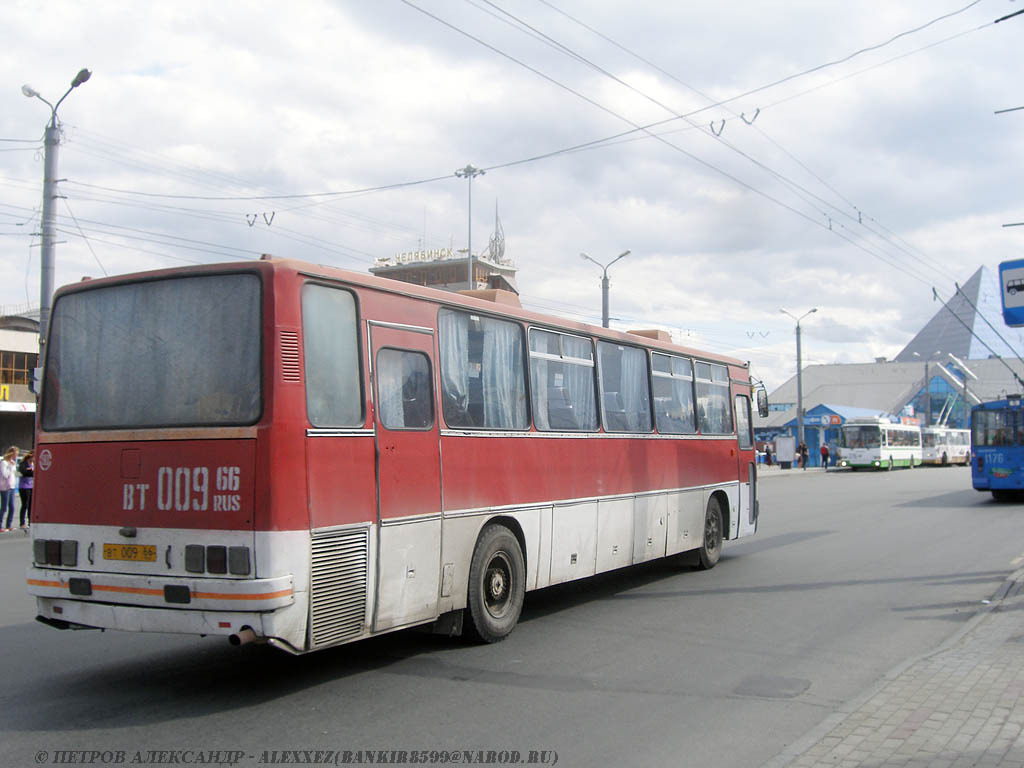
[92,584,164,596]
[192,589,293,601]
[27,579,292,602]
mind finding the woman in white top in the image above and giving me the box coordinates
[0,446,18,532]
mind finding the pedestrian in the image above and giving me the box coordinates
[0,446,18,532]
[820,443,830,468]
[799,442,808,470]
[17,450,33,529]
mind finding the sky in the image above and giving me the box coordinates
[2,0,1023,391]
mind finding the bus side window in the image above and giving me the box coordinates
[377,349,433,430]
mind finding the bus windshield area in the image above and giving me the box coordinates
[972,409,1024,447]
[42,273,262,430]
[841,425,881,449]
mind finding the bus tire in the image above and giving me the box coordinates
[465,524,525,643]
[992,490,1016,503]
[697,497,724,570]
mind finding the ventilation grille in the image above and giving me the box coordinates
[309,528,369,647]
[280,331,301,382]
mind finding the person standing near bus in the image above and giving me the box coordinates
[17,450,33,529]
[820,443,830,468]
[0,446,18,532]
[798,442,808,470]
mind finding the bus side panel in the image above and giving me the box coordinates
[549,501,599,585]
[597,497,635,572]
[374,519,442,632]
[666,489,705,555]
[632,494,668,564]
[306,436,377,529]
[439,435,740,513]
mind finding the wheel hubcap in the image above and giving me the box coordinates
[484,552,513,618]
[706,513,720,552]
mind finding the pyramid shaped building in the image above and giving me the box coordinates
[894,266,1024,362]
[757,265,1024,465]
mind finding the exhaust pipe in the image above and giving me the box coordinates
[228,627,258,646]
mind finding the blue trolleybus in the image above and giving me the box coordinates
[971,397,1024,501]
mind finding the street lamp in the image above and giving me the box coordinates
[22,67,92,357]
[780,307,818,447]
[454,164,484,291]
[911,350,942,425]
[580,249,630,328]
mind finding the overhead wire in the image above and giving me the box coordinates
[5,3,1006,360]
[61,197,108,276]
[532,0,967,286]
[403,0,947,289]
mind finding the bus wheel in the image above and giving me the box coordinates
[697,497,724,570]
[992,490,1016,503]
[466,524,525,643]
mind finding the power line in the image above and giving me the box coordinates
[63,173,455,202]
[404,0,946,288]
[61,197,108,276]
[530,0,963,285]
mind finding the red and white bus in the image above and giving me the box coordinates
[27,257,766,653]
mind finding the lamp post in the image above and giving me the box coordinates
[455,164,484,291]
[580,250,630,328]
[911,350,942,426]
[22,68,92,357]
[780,307,818,448]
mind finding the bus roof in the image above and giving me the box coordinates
[973,397,1024,412]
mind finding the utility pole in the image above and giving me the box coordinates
[780,308,818,448]
[455,165,484,291]
[580,250,631,328]
[22,68,92,358]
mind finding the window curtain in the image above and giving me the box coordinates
[619,346,651,432]
[482,319,526,429]
[439,310,469,424]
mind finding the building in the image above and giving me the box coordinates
[369,205,517,293]
[757,266,1024,466]
[0,309,39,451]
[370,248,518,293]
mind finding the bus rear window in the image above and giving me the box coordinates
[42,274,261,430]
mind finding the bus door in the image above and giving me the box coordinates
[369,322,443,631]
[734,392,758,536]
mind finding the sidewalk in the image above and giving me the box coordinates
[763,568,1024,768]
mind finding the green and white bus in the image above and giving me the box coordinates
[837,417,922,470]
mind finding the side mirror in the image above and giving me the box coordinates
[756,388,769,418]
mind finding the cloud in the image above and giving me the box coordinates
[2,0,1022,393]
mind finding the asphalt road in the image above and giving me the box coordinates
[2,466,1022,768]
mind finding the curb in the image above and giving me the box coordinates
[759,566,1024,768]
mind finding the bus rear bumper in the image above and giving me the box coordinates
[34,597,268,639]
[26,566,294,612]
